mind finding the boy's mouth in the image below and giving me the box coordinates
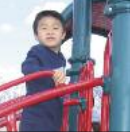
[46,37,56,41]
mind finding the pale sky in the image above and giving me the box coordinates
[0,0,72,79]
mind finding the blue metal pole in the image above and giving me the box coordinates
[69,0,92,131]
[105,0,130,131]
[62,3,72,23]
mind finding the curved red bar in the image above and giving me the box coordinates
[64,99,80,107]
[61,99,80,131]
[100,32,112,132]
[104,32,112,77]
[0,113,21,128]
[77,60,94,132]
[0,71,54,92]
[101,95,110,131]
[6,113,17,132]
[85,61,94,132]
[0,78,103,118]
[0,99,80,129]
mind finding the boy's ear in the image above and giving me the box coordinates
[62,31,66,40]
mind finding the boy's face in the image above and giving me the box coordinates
[35,16,66,48]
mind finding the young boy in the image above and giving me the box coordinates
[20,10,66,131]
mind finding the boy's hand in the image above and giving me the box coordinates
[53,71,66,86]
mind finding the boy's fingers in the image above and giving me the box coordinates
[57,74,65,81]
[54,71,65,80]
[56,75,66,84]
[56,79,65,84]
[53,71,66,86]
[53,71,61,78]
[54,77,66,85]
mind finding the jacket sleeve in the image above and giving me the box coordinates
[22,47,49,75]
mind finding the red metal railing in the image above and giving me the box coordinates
[6,113,17,132]
[64,99,80,107]
[0,113,21,128]
[78,60,94,132]
[101,95,110,131]
[100,32,112,131]
[85,61,94,132]
[0,78,103,118]
[0,71,54,92]
[61,98,81,131]
[0,70,103,131]
[0,99,80,131]
[78,65,88,132]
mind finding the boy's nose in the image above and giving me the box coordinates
[47,31,54,36]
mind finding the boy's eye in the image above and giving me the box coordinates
[53,27,59,30]
[42,27,47,30]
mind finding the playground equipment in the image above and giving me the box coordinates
[0,0,130,131]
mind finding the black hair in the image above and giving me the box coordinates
[33,10,65,35]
